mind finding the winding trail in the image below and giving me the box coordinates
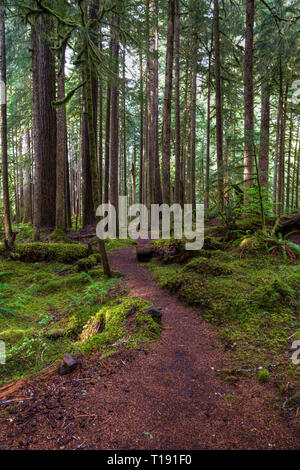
[0,241,298,450]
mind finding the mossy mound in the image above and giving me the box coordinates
[149,253,300,379]
[14,242,90,263]
[79,297,162,353]
[75,253,101,272]
[48,228,74,244]
[183,257,233,277]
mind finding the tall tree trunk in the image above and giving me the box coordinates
[162,0,175,205]
[104,82,111,204]
[174,0,181,205]
[205,51,212,212]
[31,27,41,240]
[109,13,120,229]
[278,79,288,215]
[190,55,197,210]
[99,30,103,204]
[56,45,67,229]
[23,129,33,223]
[259,81,270,192]
[139,50,144,204]
[85,43,111,277]
[214,0,224,210]
[243,0,255,201]
[0,6,13,248]
[286,114,294,210]
[37,15,57,227]
[81,90,95,226]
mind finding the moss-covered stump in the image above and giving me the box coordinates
[79,297,162,352]
[152,239,200,264]
[13,242,90,263]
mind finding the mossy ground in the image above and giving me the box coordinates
[148,246,300,397]
[0,242,157,385]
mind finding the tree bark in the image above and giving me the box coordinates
[243,0,255,200]
[259,81,270,192]
[56,45,67,229]
[109,13,120,229]
[174,0,181,205]
[162,0,175,205]
[0,6,13,247]
[214,0,224,210]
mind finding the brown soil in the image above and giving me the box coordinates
[0,241,299,450]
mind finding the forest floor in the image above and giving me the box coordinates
[0,240,299,450]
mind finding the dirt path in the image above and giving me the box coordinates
[0,242,299,450]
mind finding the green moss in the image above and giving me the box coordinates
[15,243,90,263]
[257,369,271,383]
[79,297,161,354]
[149,251,300,379]
[48,228,74,244]
[75,253,101,272]
[183,257,233,277]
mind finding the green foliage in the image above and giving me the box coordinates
[257,369,271,384]
[14,243,90,263]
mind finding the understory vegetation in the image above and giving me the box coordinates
[148,224,300,408]
[0,237,159,385]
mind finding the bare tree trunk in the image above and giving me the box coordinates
[286,113,294,211]
[243,0,255,200]
[31,27,41,240]
[259,81,270,191]
[104,82,111,204]
[162,0,175,205]
[38,15,57,227]
[174,0,181,205]
[109,13,120,230]
[0,6,13,248]
[214,0,224,210]
[56,45,67,229]
[205,51,211,212]
[139,50,144,204]
[23,129,33,223]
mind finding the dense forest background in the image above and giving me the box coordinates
[0,0,300,245]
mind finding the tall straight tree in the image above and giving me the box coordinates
[174,0,181,205]
[259,82,270,191]
[243,0,255,199]
[37,14,57,227]
[109,13,120,228]
[0,5,13,248]
[214,0,224,210]
[162,0,175,205]
[56,44,67,229]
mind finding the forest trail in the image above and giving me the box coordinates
[0,241,299,450]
